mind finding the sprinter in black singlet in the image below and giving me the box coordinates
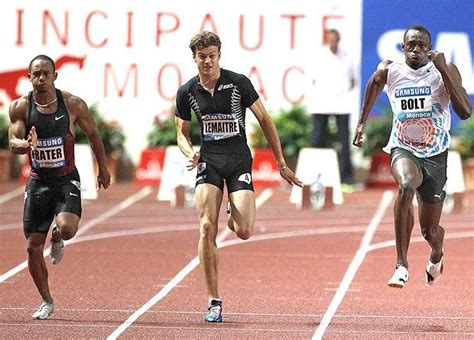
[175,32,302,323]
[8,55,111,320]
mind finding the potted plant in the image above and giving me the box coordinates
[0,113,14,181]
[249,105,311,187]
[75,103,126,182]
[250,104,311,169]
[452,118,474,190]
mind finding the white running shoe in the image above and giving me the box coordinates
[426,256,444,286]
[388,264,409,288]
[50,228,64,265]
[32,301,54,320]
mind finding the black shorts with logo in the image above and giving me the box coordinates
[390,147,448,203]
[23,169,82,235]
[196,151,254,193]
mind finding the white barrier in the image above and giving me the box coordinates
[446,150,465,194]
[74,144,98,200]
[157,146,197,202]
[443,150,465,214]
[290,148,343,206]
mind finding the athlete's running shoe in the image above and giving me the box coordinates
[388,264,409,288]
[425,256,444,286]
[50,226,64,265]
[204,299,223,323]
[32,301,54,320]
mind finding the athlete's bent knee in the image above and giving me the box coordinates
[58,224,78,240]
[235,226,252,240]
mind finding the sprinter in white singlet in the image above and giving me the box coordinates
[353,25,471,288]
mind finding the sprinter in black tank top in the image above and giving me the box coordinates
[175,32,302,323]
[27,89,76,178]
[8,55,111,320]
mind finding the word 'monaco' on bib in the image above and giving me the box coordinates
[31,136,66,169]
[202,113,240,141]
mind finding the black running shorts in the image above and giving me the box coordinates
[196,152,254,193]
[390,147,447,203]
[23,169,82,235]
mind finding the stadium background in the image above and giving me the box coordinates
[0,0,472,164]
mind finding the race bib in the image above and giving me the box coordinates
[31,136,66,169]
[202,113,240,141]
[394,86,433,120]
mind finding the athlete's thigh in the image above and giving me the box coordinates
[228,189,256,230]
[196,154,225,191]
[23,178,55,235]
[54,171,82,218]
[195,183,224,226]
[417,151,447,203]
[390,148,423,188]
[225,152,254,193]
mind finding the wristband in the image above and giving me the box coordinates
[279,164,287,171]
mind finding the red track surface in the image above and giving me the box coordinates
[1,182,473,339]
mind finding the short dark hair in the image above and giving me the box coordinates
[325,29,340,41]
[403,25,432,45]
[29,55,56,72]
[189,31,222,56]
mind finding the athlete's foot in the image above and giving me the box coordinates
[388,264,409,288]
[426,254,444,286]
[50,226,64,265]
[32,300,54,320]
[226,201,235,232]
[204,299,223,323]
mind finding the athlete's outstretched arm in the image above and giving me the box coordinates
[429,50,472,119]
[8,96,36,154]
[250,99,302,187]
[70,95,111,189]
[353,60,391,147]
[175,117,199,170]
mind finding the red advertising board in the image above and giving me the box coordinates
[134,148,166,186]
[251,149,282,188]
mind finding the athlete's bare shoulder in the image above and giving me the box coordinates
[61,90,88,111]
[9,94,29,121]
[377,60,393,71]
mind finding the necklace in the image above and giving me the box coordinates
[199,78,212,87]
[34,97,57,108]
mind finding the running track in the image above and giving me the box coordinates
[0,181,473,339]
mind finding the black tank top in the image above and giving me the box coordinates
[27,89,76,179]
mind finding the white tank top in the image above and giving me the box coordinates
[383,61,451,158]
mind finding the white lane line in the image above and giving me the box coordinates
[0,186,152,283]
[107,188,274,340]
[0,186,24,205]
[312,190,394,340]
[3,306,474,321]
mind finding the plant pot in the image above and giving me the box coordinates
[134,148,166,185]
[366,150,397,188]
